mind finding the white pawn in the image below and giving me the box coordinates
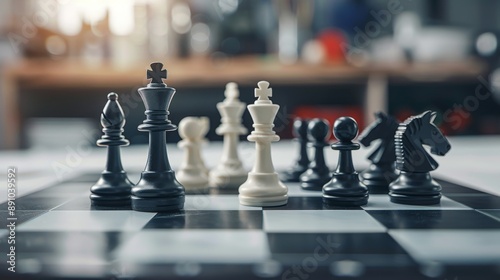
[239,81,288,207]
[177,117,209,191]
[210,82,248,188]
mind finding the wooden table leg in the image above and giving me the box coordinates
[1,69,21,149]
[364,74,388,126]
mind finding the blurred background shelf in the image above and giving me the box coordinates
[1,57,487,149]
[4,57,486,88]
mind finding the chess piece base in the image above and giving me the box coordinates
[300,168,331,191]
[132,171,185,212]
[90,172,132,206]
[323,194,369,207]
[209,168,248,189]
[389,171,441,205]
[359,163,398,194]
[389,193,441,205]
[239,172,288,207]
[322,173,369,206]
[177,168,209,191]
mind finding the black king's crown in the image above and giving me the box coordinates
[138,62,177,132]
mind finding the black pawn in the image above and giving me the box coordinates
[281,118,310,182]
[323,117,368,206]
[131,62,185,212]
[300,119,331,191]
[90,93,133,206]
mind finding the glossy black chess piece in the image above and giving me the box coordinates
[389,111,451,205]
[281,118,310,182]
[300,119,331,191]
[131,62,185,212]
[323,117,368,206]
[90,93,133,206]
[358,112,399,194]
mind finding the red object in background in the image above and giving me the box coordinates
[395,108,471,136]
[317,29,347,63]
[293,106,364,140]
[438,107,471,135]
[394,109,415,124]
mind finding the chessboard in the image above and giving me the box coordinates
[1,168,500,280]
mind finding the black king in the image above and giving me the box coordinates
[131,62,185,212]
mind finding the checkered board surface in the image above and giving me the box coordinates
[1,172,500,280]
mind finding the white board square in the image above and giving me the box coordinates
[362,195,470,210]
[114,229,270,263]
[18,211,155,232]
[263,210,386,233]
[184,195,259,210]
[390,229,500,264]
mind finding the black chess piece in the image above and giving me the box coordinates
[90,93,133,206]
[300,119,331,191]
[323,117,368,206]
[358,112,399,194]
[281,118,310,182]
[131,62,185,212]
[389,111,451,205]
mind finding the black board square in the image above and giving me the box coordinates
[144,210,263,229]
[367,210,500,229]
[267,232,408,255]
[0,210,47,225]
[446,194,500,210]
[477,210,500,222]
[437,179,489,195]
[263,197,362,210]
[54,196,132,211]
[2,196,72,211]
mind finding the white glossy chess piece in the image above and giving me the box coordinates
[238,81,288,206]
[210,82,248,188]
[177,117,209,191]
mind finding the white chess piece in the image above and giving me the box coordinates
[210,82,248,188]
[238,81,288,206]
[197,117,210,175]
[177,117,209,191]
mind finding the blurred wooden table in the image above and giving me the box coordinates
[1,56,486,149]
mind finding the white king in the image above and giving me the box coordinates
[238,81,288,207]
[210,82,248,188]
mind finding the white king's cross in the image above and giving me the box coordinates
[255,81,272,104]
